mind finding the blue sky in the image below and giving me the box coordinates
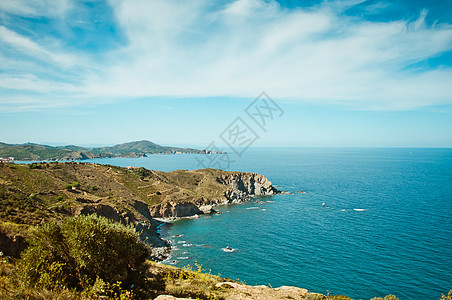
[1,0,451,147]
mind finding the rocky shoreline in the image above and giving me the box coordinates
[147,172,283,261]
[0,162,282,261]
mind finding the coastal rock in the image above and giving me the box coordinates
[216,282,243,289]
[218,173,280,204]
[154,295,194,300]
[150,202,203,218]
[148,172,280,219]
[198,205,217,214]
[73,204,136,225]
[218,173,278,197]
[215,281,318,299]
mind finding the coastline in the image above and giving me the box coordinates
[153,195,282,264]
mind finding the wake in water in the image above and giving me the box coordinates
[222,246,237,253]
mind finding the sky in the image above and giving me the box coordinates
[0,0,451,148]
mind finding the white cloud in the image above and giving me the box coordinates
[0,26,76,68]
[0,0,72,18]
[1,0,452,112]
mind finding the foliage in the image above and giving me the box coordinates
[163,262,223,299]
[441,290,452,300]
[16,215,149,296]
[72,181,80,188]
[64,184,72,190]
[0,140,207,161]
[28,163,42,169]
[134,167,151,179]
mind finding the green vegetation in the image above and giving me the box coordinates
[162,263,225,299]
[72,181,80,187]
[441,290,452,300]
[0,144,73,161]
[5,215,148,299]
[0,140,220,161]
[19,215,148,292]
[370,296,400,300]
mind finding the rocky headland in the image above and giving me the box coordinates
[0,162,280,260]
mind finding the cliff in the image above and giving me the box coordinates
[150,171,280,218]
[0,162,280,259]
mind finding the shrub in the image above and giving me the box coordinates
[72,182,80,188]
[17,214,149,295]
[56,196,63,201]
[441,291,452,300]
[134,167,151,179]
[64,184,72,190]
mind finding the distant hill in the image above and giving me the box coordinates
[0,140,222,161]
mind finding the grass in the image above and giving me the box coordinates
[158,262,227,299]
[0,256,224,300]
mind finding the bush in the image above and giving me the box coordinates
[56,195,63,201]
[17,214,149,296]
[64,184,72,190]
[441,291,452,300]
[134,167,151,179]
[72,182,80,188]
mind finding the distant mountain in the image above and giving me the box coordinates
[0,140,223,161]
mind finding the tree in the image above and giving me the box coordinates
[17,214,149,295]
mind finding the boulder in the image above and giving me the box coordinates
[154,295,194,300]
[215,282,243,289]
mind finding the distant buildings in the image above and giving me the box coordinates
[0,157,14,163]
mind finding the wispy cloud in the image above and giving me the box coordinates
[1,0,452,112]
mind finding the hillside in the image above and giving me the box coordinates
[0,140,223,161]
[0,161,278,259]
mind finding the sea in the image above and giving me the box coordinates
[86,148,452,300]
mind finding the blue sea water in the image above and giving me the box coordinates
[87,148,452,300]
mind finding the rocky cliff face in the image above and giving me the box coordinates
[150,202,203,218]
[218,173,279,203]
[149,172,280,220]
